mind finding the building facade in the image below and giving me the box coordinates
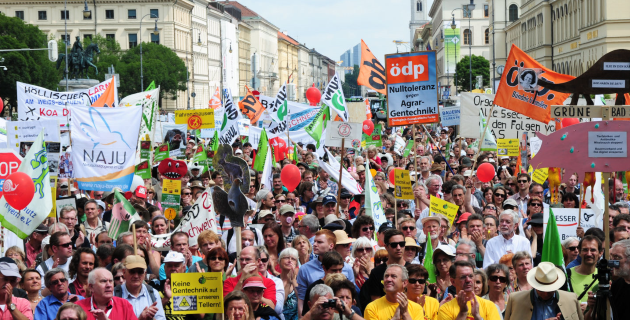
[410,0,434,43]
[277,31,299,101]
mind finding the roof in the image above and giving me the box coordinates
[278,32,299,46]
[221,1,260,18]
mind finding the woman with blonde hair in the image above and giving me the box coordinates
[350,237,374,290]
[291,235,312,266]
[55,302,87,320]
[6,246,26,271]
[473,269,488,297]
[279,248,300,320]
[21,269,42,311]
[366,145,382,171]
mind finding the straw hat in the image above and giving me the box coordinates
[527,262,566,292]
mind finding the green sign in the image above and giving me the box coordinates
[161,194,181,211]
[154,143,169,162]
[362,124,383,147]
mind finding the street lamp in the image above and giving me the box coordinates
[82,0,90,18]
[452,0,475,91]
[140,14,159,91]
[393,40,410,53]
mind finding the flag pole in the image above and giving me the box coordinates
[132,224,137,255]
[336,139,345,218]
[470,104,496,173]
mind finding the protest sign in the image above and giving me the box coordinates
[531,167,549,184]
[362,124,383,147]
[440,106,461,127]
[119,88,160,144]
[55,196,77,218]
[219,89,241,145]
[161,179,181,211]
[543,208,597,241]
[497,139,519,156]
[385,51,439,126]
[322,74,349,122]
[162,124,188,158]
[325,122,362,148]
[0,150,22,199]
[71,106,142,192]
[429,196,459,225]
[135,141,152,179]
[109,190,142,239]
[238,86,265,124]
[394,169,413,200]
[154,143,170,162]
[17,79,115,127]
[175,110,215,130]
[7,120,61,176]
[460,92,555,140]
[170,272,223,314]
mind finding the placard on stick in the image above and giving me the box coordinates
[170,272,223,314]
[429,195,459,226]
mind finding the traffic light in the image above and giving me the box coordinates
[48,40,58,62]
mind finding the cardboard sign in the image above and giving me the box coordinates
[175,110,215,130]
[362,124,383,147]
[543,208,598,241]
[429,195,459,225]
[531,167,549,184]
[440,106,461,127]
[325,122,362,148]
[394,169,413,200]
[385,51,439,126]
[497,139,519,156]
[170,272,223,314]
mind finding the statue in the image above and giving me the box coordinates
[56,37,101,79]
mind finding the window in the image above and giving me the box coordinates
[38,11,47,20]
[509,4,518,21]
[105,10,114,19]
[128,9,136,19]
[84,11,92,19]
[61,34,69,44]
[106,34,115,42]
[84,34,92,40]
[416,1,422,11]
[484,4,489,17]
[463,5,472,18]
[485,28,489,44]
[61,10,69,20]
[150,9,158,18]
[15,11,24,20]
[129,34,138,47]
[464,29,472,45]
[151,33,160,44]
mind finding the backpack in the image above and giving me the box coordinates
[113,284,157,303]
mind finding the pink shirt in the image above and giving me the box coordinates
[25,242,40,269]
[0,297,33,320]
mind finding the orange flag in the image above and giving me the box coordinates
[238,86,265,124]
[91,77,117,107]
[357,39,387,95]
[494,44,575,124]
[209,87,222,109]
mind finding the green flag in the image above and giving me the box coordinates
[305,106,330,148]
[211,131,219,152]
[253,129,269,171]
[145,81,156,91]
[292,144,299,163]
[444,143,452,161]
[541,208,565,268]
[425,235,437,283]
[402,140,414,158]
[109,190,142,239]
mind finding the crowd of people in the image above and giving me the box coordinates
[2,123,630,320]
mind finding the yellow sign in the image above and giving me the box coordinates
[164,208,177,220]
[162,179,181,195]
[497,139,519,156]
[175,110,215,129]
[171,272,224,314]
[532,168,549,184]
[429,195,459,225]
[394,169,413,200]
[49,177,57,218]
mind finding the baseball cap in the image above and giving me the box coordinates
[0,258,21,279]
[339,189,352,199]
[235,149,243,155]
[279,204,295,216]
[95,200,106,210]
[258,210,274,219]
[456,212,472,224]
[243,276,266,289]
[34,223,49,234]
[42,235,51,247]
[164,251,185,263]
[503,198,518,209]
[529,213,544,225]
[378,222,395,233]
[356,165,366,173]
[322,195,337,206]
[434,244,456,257]
[124,255,147,270]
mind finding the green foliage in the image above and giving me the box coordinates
[342,65,360,97]
[454,55,490,92]
[0,13,61,115]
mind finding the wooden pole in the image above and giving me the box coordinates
[412,125,418,177]
[470,104,497,173]
[336,139,345,218]
[235,226,242,271]
[132,224,137,255]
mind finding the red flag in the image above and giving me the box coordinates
[269,137,288,162]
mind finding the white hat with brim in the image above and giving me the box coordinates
[333,230,355,245]
[433,244,456,257]
[421,214,442,226]
[527,262,566,292]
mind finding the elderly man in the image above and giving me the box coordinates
[114,255,165,320]
[364,264,424,320]
[303,284,363,320]
[483,210,531,269]
[223,247,277,307]
[454,239,477,265]
[504,262,582,320]
[151,251,187,318]
[83,200,109,239]
[158,232,203,280]
[437,261,500,320]
[76,268,137,320]
[0,259,33,320]
[36,232,74,289]
[417,156,432,186]
[425,175,443,199]
[511,251,533,292]
[317,166,338,196]
[35,268,83,320]
[299,215,320,245]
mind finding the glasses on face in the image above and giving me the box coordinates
[355,247,373,253]
[50,278,68,286]
[529,202,542,207]
[408,278,426,285]
[129,268,145,275]
[208,256,225,261]
[567,246,579,251]
[183,192,192,196]
[361,226,375,232]
[375,257,388,264]
[494,193,506,198]
[485,206,497,211]
[260,258,269,263]
[387,241,406,249]
[489,275,508,283]
[277,199,286,203]
[57,242,73,248]
[148,191,155,195]
[402,226,416,231]
[467,153,475,157]
[518,180,529,184]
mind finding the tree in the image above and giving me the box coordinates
[118,42,187,100]
[454,55,490,92]
[342,65,360,97]
[0,13,61,115]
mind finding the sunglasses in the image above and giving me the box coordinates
[494,193,506,198]
[183,192,192,196]
[57,242,73,248]
[208,256,225,261]
[355,247,373,253]
[506,183,515,186]
[277,200,286,203]
[485,206,497,210]
[467,154,475,157]
[518,180,529,184]
[408,278,427,285]
[568,246,579,251]
[50,278,68,286]
[361,226,375,232]
[375,257,388,264]
[529,202,542,207]
[402,226,416,231]
[489,275,508,283]
[129,268,145,275]
[260,258,269,263]
[387,241,406,249]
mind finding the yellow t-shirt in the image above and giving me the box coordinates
[365,296,426,320]
[422,296,440,320]
[437,295,501,320]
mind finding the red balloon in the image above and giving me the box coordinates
[281,164,301,193]
[388,167,404,185]
[306,84,322,106]
[476,163,496,183]
[3,172,35,210]
[561,118,580,128]
[362,120,374,136]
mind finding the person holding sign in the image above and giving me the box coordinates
[482,210,531,269]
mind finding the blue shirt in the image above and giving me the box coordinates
[566,256,582,269]
[35,294,85,320]
[121,283,166,320]
[159,255,203,280]
[296,257,355,300]
[532,290,557,320]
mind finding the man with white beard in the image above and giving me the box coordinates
[483,210,531,269]
[418,215,451,262]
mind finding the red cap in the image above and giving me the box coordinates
[456,212,472,224]
[135,186,147,199]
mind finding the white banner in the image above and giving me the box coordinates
[543,208,599,241]
[219,89,241,145]
[460,93,555,140]
[152,187,218,250]
[322,74,349,122]
[321,148,363,195]
[249,127,316,150]
[119,88,160,142]
[266,83,289,134]
[71,106,142,191]
[7,120,61,176]
[17,79,115,128]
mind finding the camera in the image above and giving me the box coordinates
[595,258,616,284]
[321,299,337,309]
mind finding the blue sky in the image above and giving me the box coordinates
[236,0,410,65]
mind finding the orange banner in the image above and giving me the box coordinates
[493,44,575,124]
[91,77,117,107]
[357,39,387,95]
[209,87,222,109]
[238,86,265,124]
